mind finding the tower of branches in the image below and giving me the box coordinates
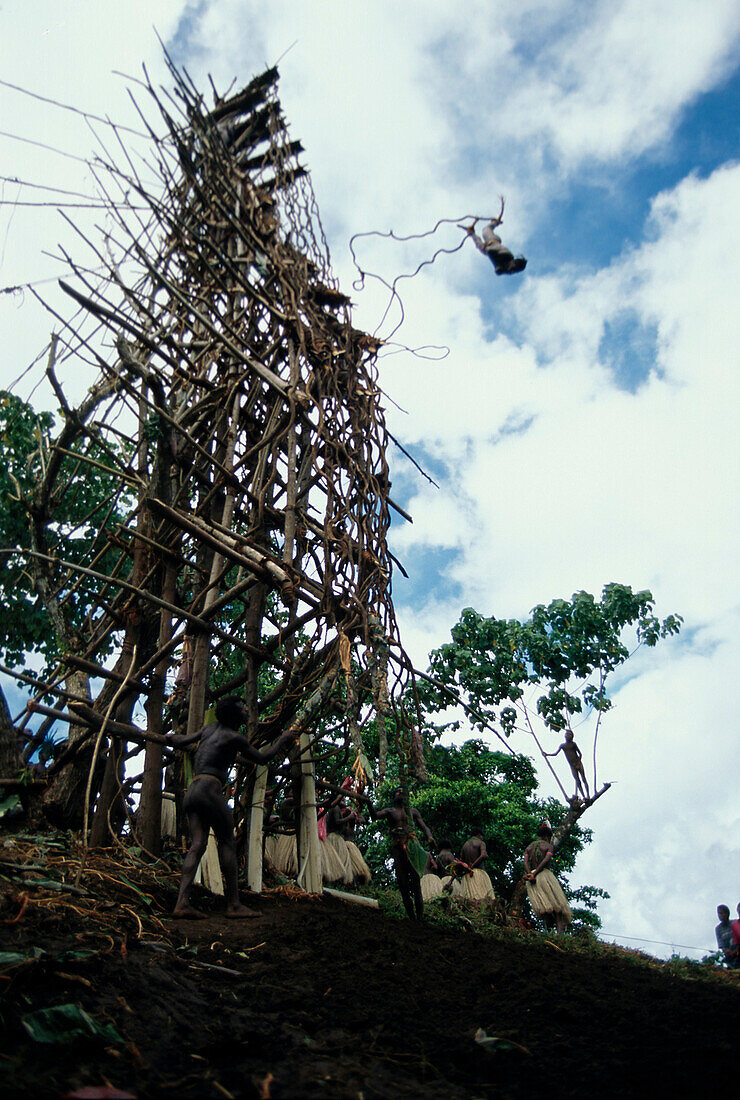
[15,60,423,889]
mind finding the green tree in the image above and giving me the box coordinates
[0,389,134,673]
[0,392,56,667]
[421,585,681,795]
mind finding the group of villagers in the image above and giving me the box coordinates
[164,696,572,931]
[266,783,572,932]
[265,779,372,888]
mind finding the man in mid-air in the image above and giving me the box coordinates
[465,218,527,275]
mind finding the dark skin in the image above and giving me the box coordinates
[544,730,590,802]
[169,701,295,919]
[328,799,365,839]
[434,841,455,875]
[370,787,434,920]
[459,834,487,872]
[716,905,739,965]
[524,827,566,934]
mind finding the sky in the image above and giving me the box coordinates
[1,0,739,960]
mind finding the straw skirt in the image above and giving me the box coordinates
[194,830,224,895]
[345,839,372,884]
[322,832,354,884]
[265,833,298,876]
[451,869,495,902]
[526,869,572,921]
[421,873,452,901]
[160,793,177,839]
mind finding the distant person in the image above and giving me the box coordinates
[731,903,740,950]
[544,730,590,803]
[435,837,456,874]
[420,837,455,902]
[523,821,572,934]
[264,789,298,877]
[715,905,739,968]
[370,786,435,920]
[330,792,372,885]
[168,697,295,919]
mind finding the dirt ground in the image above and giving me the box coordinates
[1,868,738,1100]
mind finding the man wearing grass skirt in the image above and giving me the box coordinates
[451,829,495,903]
[523,820,572,933]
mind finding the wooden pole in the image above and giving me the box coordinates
[247,764,268,892]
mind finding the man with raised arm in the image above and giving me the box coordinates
[168,696,296,919]
[465,218,527,275]
[544,729,591,803]
[370,786,435,921]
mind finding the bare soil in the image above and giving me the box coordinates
[1,861,737,1098]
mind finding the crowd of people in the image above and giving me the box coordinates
[164,696,573,930]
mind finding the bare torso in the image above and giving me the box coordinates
[192,722,255,784]
[460,836,486,866]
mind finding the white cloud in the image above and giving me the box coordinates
[386,161,740,956]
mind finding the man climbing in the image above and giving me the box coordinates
[465,218,527,275]
[168,696,295,919]
[523,821,572,934]
[544,729,590,803]
[370,786,435,920]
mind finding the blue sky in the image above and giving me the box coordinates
[0,0,739,959]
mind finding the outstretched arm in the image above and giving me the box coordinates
[369,804,394,823]
[236,730,295,766]
[543,745,563,759]
[168,728,206,749]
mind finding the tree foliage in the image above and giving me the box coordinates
[0,390,133,673]
[0,392,56,667]
[422,585,682,739]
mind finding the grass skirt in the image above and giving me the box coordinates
[421,874,452,901]
[194,831,223,896]
[160,793,177,839]
[265,834,297,877]
[345,839,372,884]
[322,833,354,884]
[526,869,572,921]
[451,869,495,902]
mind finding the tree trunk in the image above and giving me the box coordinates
[41,669,93,828]
[89,738,125,847]
[138,565,177,854]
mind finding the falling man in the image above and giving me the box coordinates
[464,217,527,275]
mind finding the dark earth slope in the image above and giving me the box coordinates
[1,882,737,1099]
